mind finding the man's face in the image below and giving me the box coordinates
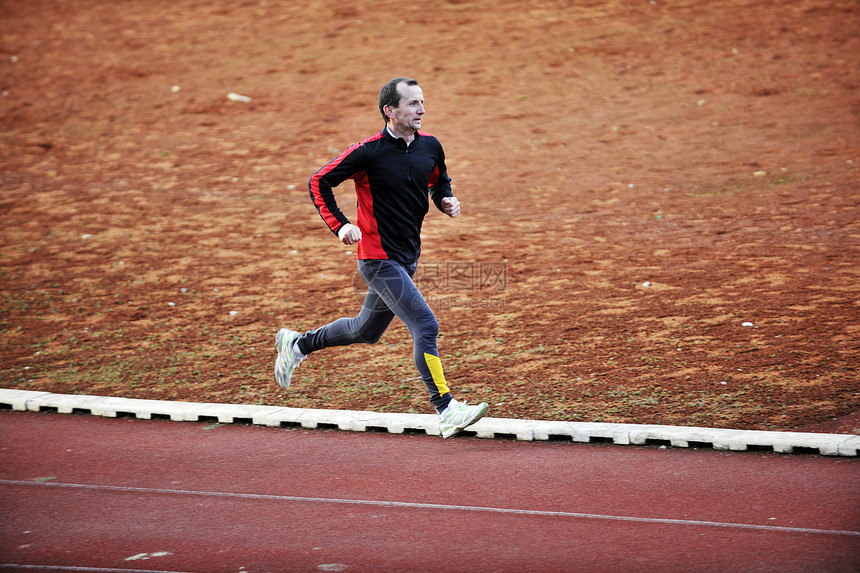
[387,83,425,133]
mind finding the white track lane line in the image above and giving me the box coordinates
[0,565,192,572]
[2,479,858,537]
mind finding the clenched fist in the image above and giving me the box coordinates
[338,223,362,245]
[441,196,460,218]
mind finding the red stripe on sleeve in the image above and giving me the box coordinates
[309,180,344,232]
[308,143,362,233]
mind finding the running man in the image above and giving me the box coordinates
[275,77,488,438]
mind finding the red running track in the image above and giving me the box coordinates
[1,410,858,572]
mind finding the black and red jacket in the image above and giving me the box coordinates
[308,128,453,265]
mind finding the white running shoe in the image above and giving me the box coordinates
[274,328,303,389]
[439,398,489,438]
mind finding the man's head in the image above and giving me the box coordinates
[378,77,425,137]
[378,77,418,122]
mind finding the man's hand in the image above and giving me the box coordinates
[338,223,362,245]
[441,196,460,218]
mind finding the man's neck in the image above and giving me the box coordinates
[386,124,415,144]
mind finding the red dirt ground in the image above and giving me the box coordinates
[1,0,858,433]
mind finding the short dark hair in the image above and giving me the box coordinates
[378,77,419,122]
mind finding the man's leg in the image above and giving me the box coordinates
[297,287,395,354]
[274,269,395,389]
[276,258,487,436]
[359,259,488,436]
[357,259,453,413]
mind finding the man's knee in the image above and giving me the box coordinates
[357,325,386,344]
[417,313,439,340]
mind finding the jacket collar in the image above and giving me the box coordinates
[383,126,420,148]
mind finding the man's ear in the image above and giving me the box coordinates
[383,105,396,119]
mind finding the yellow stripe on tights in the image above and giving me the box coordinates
[423,352,450,395]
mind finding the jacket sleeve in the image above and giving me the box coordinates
[307,143,367,236]
[427,141,453,212]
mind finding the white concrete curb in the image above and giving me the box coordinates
[1,388,857,457]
